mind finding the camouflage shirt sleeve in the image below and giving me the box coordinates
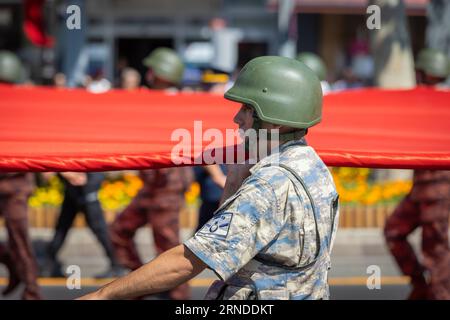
[184,175,284,281]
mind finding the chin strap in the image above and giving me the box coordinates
[251,113,306,145]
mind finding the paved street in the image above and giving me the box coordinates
[0,227,422,300]
[0,283,410,300]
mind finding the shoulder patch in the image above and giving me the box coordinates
[197,212,233,240]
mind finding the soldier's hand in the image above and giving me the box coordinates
[76,290,105,300]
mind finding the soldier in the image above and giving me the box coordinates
[143,47,184,90]
[0,50,42,300]
[384,48,450,300]
[109,47,194,300]
[43,172,125,278]
[296,52,331,94]
[80,56,340,300]
[415,48,450,88]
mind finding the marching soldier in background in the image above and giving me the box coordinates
[296,52,331,94]
[0,50,42,300]
[414,48,450,89]
[43,172,125,278]
[109,47,194,300]
[384,48,450,300]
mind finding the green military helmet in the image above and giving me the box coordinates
[416,48,450,78]
[225,56,322,129]
[0,50,24,84]
[296,52,327,81]
[142,47,185,85]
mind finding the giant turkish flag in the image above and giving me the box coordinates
[0,85,449,172]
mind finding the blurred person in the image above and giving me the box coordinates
[415,48,450,88]
[332,38,374,91]
[348,34,374,85]
[109,47,194,300]
[201,68,232,94]
[115,56,129,87]
[86,69,111,93]
[43,173,125,278]
[180,64,203,92]
[194,165,227,232]
[120,67,141,90]
[332,67,365,91]
[0,50,42,300]
[53,72,66,88]
[384,48,450,300]
[296,52,331,94]
[350,54,374,86]
[143,48,184,91]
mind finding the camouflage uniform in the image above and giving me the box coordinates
[110,167,193,299]
[384,170,450,300]
[185,139,339,300]
[0,173,42,300]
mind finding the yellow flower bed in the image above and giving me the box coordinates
[331,167,412,205]
[97,173,143,211]
[29,173,201,212]
[28,168,412,211]
[28,175,64,208]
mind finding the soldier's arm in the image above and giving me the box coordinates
[60,172,87,186]
[204,165,226,189]
[78,244,206,300]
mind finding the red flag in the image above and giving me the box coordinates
[0,85,449,172]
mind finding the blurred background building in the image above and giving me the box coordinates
[0,0,428,87]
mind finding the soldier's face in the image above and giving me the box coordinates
[416,70,445,86]
[233,104,254,131]
[145,69,173,90]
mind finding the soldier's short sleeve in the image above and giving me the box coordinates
[184,175,284,281]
